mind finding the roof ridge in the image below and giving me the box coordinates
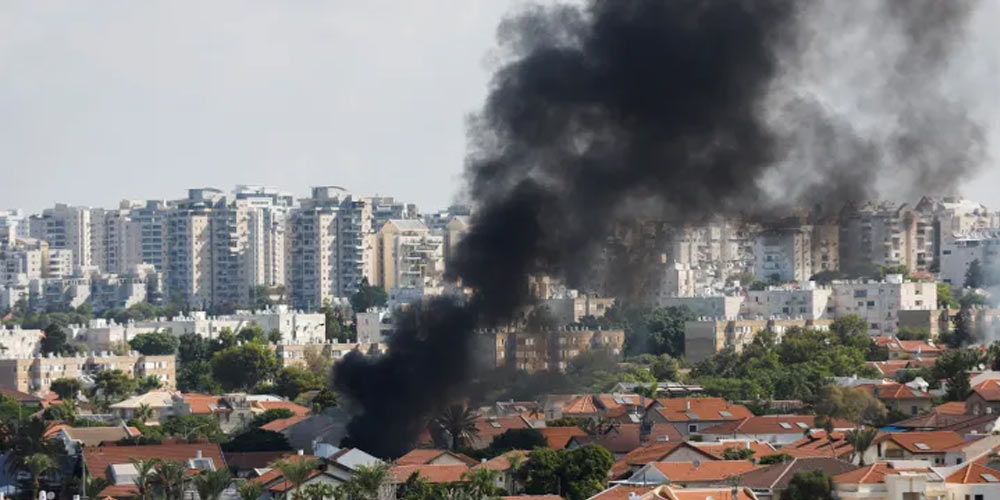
[769,457,798,489]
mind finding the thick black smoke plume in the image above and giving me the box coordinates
[334,0,984,458]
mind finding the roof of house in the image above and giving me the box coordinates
[390,464,469,484]
[585,485,654,500]
[259,415,310,433]
[689,441,777,460]
[500,496,563,500]
[594,394,647,411]
[396,449,478,467]
[47,425,141,446]
[854,382,932,400]
[895,340,944,354]
[867,360,912,378]
[612,442,688,479]
[647,423,683,443]
[570,424,644,454]
[254,400,311,417]
[267,470,325,493]
[472,415,532,447]
[738,457,858,490]
[972,379,1000,401]
[180,393,231,414]
[562,395,600,415]
[108,390,175,409]
[250,455,321,487]
[640,461,758,483]
[652,398,752,422]
[893,411,997,434]
[935,402,968,415]
[538,426,589,450]
[657,486,756,500]
[97,484,140,498]
[877,431,970,454]
[84,442,227,480]
[0,386,44,404]
[945,461,1000,484]
[778,431,854,459]
[476,450,529,472]
[700,415,851,435]
[832,462,935,484]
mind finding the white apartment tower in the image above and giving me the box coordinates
[374,219,444,291]
[234,186,293,289]
[289,187,374,310]
[754,227,812,283]
[29,204,92,270]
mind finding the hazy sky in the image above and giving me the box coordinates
[1,1,998,214]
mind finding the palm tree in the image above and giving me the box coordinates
[152,459,187,499]
[269,456,319,500]
[237,480,266,500]
[462,467,501,498]
[434,404,479,450]
[301,483,336,500]
[194,469,232,500]
[338,463,391,500]
[134,403,154,424]
[24,453,55,500]
[5,417,62,475]
[814,415,837,457]
[845,427,879,466]
[131,458,161,500]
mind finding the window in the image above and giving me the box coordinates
[975,495,984,500]
[867,301,875,307]
[912,406,918,415]
[688,424,697,433]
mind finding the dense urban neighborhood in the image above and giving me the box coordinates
[1,189,1000,499]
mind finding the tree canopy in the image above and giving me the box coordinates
[129,331,180,355]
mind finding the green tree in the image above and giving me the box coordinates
[815,385,887,426]
[625,306,696,357]
[222,429,292,452]
[782,470,833,500]
[301,483,337,500]
[934,349,978,401]
[177,360,223,394]
[40,323,70,355]
[433,404,480,451]
[270,457,320,500]
[311,388,340,412]
[131,458,161,500]
[274,366,324,400]
[49,378,82,400]
[845,427,879,466]
[487,428,548,456]
[194,469,231,500]
[251,408,295,428]
[237,325,267,344]
[950,308,975,347]
[237,481,266,500]
[4,418,63,477]
[722,447,755,460]
[938,282,960,309]
[211,342,280,391]
[24,453,56,500]
[129,331,180,355]
[162,414,225,442]
[966,259,985,288]
[461,467,503,498]
[759,453,793,465]
[91,369,137,407]
[896,327,930,341]
[133,403,155,424]
[137,375,163,393]
[517,445,613,500]
[153,460,188,500]
[338,463,391,500]
[350,278,388,313]
[178,332,212,363]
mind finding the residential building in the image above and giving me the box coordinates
[84,442,227,498]
[47,425,142,454]
[684,317,833,362]
[442,215,470,269]
[967,379,1000,416]
[658,261,698,298]
[658,296,743,318]
[699,415,854,446]
[543,294,616,324]
[744,283,833,320]
[289,186,374,310]
[29,203,92,269]
[0,326,43,358]
[273,342,379,369]
[486,327,625,373]
[754,226,812,283]
[234,185,293,290]
[852,380,934,416]
[0,209,28,243]
[831,275,937,335]
[644,397,753,438]
[620,460,759,487]
[0,353,176,395]
[373,219,443,291]
[811,223,840,273]
[663,219,757,294]
[871,431,1000,466]
[939,231,1000,286]
[368,196,419,233]
[840,201,935,274]
[738,457,858,500]
[133,306,326,344]
[356,308,393,344]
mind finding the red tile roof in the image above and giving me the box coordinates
[700,415,851,435]
[181,393,230,414]
[663,487,757,500]
[476,450,529,472]
[255,400,311,417]
[610,442,717,479]
[833,462,932,484]
[97,484,139,498]
[690,441,777,460]
[538,426,588,450]
[562,395,600,416]
[647,460,758,482]
[652,398,752,422]
[268,470,323,492]
[778,431,854,459]
[945,462,1000,484]
[867,360,911,378]
[647,423,683,443]
[972,379,1000,401]
[569,424,644,454]
[472,416,532,448]
[250,455,321,487]
[854,382,932,400]
[935,402,968,415]
[390,464,469,484]
[259,415,310,433]
[878,431,970,453]
[83,442,227,481]
[586,485,654,500]
[396,449,478,466]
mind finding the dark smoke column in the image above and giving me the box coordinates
[334,0,797,458]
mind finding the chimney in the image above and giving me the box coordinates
[196,450,203,459]
[685,400,691,411]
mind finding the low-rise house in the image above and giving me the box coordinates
[390,463,470,484]
[396,449,478,466]
[47,424,141,454]
[620,460,759,488]
[644,398,753,437]
[251,454,344,499]
[892,411,1000,435]
[935,401,969,415]
[537,426,589,450]
[584,485,653,500]
[589,484,758,500]
[873,431,1000,466]
[866,360,912,379]
[259,414,345,452]
[108,390,175,422]
[699,415,853,446]
[737,457,857,500]
[172,392,256,433]
[875,337,945,360]
[832,461,945,500]
[967,379,1000,416]
[467,415,532,449]
[778,430,854,460]
[567,424,645,458]
[476,450,529,493]
[853,381,934,416]
[83,441,227,498]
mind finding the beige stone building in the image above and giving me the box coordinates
[486,327,625,373]
[0,353,176,394]
[373,219,443,291]
[684,318,834,362]
[273,342,383,369]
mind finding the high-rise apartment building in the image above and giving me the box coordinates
[29,204,92,270]
[289,187,374,310]
[374,219,443,291]
[234,186,292,290]
[368,196,418,233]
[754,227,812,283]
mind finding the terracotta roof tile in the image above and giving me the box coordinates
[562,396,600,416]
[390,464,469,484]
[663,487,757,500]
[854,382,932,400]
[867,360,911,377]
[83,442,227,481]
[832,462,933,484]
[647,460,758,482]
[471,416,532,448]
[652,398,752,422]
[973,379,1000,401]
[880,431,968,453]
[181,393,230,414]
[250,455,320,486]
[778,431,854,459]
[690,441,776,460]
[738,457,858,490]
[570,424,644,454]
[224,451,292,471]
[700,415,851,435]
[396,449,478,466]
[935,402,968,415]
[255,400,311,417]
[647,423,682,443]
[268,470,323,492]
[259,415,310,433]
[611,442,686,479]
[538,426,588,450]
[476,450,529,472]
[585,485,654,500]
[945,461,1000,484]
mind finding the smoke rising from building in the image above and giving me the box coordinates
[334,0,986,457]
